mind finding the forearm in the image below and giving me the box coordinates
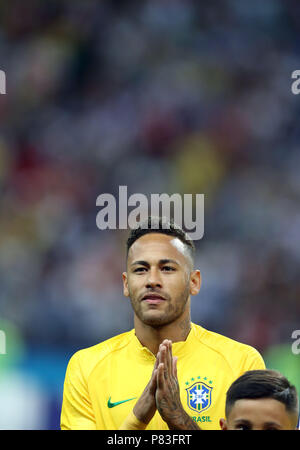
[166,409,201,430]
[133,395,156,425]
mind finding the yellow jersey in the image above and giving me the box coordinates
[60,323,265,430]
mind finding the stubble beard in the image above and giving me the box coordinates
[129,284,190,328]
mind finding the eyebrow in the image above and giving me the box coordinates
[234,419,282,428]
[263,422,282,428]
[234,419,252,426]
[131,259,180,267]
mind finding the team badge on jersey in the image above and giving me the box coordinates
[185,377,213,414]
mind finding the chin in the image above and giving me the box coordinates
[140,312,175,328]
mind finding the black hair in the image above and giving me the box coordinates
[226,369,299,422]
[126,216,195,263]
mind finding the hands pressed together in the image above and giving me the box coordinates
[133,340,200,430]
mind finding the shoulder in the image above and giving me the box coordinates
[193,323,258,355]
[65,329,135,380]
[192,323,265,372]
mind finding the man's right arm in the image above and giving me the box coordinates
[61,352,97,430]
[119,355,159,430]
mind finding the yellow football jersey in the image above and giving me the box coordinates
[60,323,265,430]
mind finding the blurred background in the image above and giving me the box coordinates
[0,0,300,429]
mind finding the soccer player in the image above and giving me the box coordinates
[60,217,265,430]
[219,369,299,430]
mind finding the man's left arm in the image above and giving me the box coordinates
[242,346,266,372]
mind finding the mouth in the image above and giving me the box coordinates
[141,293,166,304]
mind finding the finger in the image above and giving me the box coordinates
[159,344,168,374]
[167,340,173,375]
[162,346,169,379]
[172,356,178,378]
[154,352,160,370]
[157,362,165,389]
[161,341,173,377]
[162,340,170,375]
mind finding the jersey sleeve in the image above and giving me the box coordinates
[118,410,147,430]
[60,351,97,430]
[240,345,266,373]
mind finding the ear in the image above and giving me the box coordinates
[190,269,201,296]
[219,418,228,430]
[122,272,129,297]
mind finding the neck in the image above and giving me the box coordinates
[134,311,192,355]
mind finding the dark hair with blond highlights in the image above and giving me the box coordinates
[126,216,195,263]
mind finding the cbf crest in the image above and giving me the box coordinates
[185,378,213,414]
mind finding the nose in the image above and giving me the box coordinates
[145,267,162,289]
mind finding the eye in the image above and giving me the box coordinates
[235,424,251,430]
[133,267,147,273]
[161,266,175,272]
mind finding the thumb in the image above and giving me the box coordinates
[148,355,160,394]
[149,368,158,394]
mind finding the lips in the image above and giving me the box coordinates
[141,293,166,304]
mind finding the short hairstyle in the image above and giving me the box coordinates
[226,370,299,423]
[126,216,195,264]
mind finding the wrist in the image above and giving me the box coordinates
[166,408,196,430]
[133,404,154,425]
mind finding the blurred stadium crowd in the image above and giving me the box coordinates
[0,0,300,429]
